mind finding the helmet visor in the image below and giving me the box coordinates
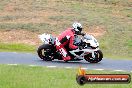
[77,27,82,32]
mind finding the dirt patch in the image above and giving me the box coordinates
[84,26,106,37]
[0,30,40,46]
[0,26,105,46]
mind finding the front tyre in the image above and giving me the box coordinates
[37,44,53,61]
[84,50,103,63]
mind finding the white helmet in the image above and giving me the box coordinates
[72,22,83,34]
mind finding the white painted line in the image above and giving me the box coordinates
[114,70,124,72]
[12,52,17,54]
[5,64,130,72]
[65,67,72,69]
[29,65,37,67]
[7,64,18,66]
[47,66,57,68]
[81,68,88,70]
[94,69,104,71]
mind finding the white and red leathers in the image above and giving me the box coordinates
[55,28,78,61]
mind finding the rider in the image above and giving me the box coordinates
[55,22,83,61]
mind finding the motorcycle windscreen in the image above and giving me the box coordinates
[84,35,92,40]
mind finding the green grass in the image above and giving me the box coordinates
[127,40,132,47]
[0,0,131,59]
[0,64,131,88]
[0,43,36,52]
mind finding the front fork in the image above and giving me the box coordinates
[91,51,95,58]
[90,48,99,58]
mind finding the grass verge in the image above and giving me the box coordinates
[0,43,36,53]
[0,64,131,88]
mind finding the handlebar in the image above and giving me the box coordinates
[80,33,86,36]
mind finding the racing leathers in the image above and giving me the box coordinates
[55,28,78,61]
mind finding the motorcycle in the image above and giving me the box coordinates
[37,33,103,63]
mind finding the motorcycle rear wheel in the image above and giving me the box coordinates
[84,50,103,63]
[37,44,53,61]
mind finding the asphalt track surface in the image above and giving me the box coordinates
[0,52,132,72]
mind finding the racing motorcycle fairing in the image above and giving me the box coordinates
[37,33,103,63]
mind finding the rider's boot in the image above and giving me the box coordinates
[63,56,71,62]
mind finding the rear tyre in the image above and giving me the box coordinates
[37,44,53,61]
[84,50,103,63]
[64,60,69,63]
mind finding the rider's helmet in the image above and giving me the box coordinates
[72,22,83,35]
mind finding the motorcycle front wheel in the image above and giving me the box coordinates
[37,44,54,61]
[84,50,103,63]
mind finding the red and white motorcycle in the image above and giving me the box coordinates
[37,33,103,63]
